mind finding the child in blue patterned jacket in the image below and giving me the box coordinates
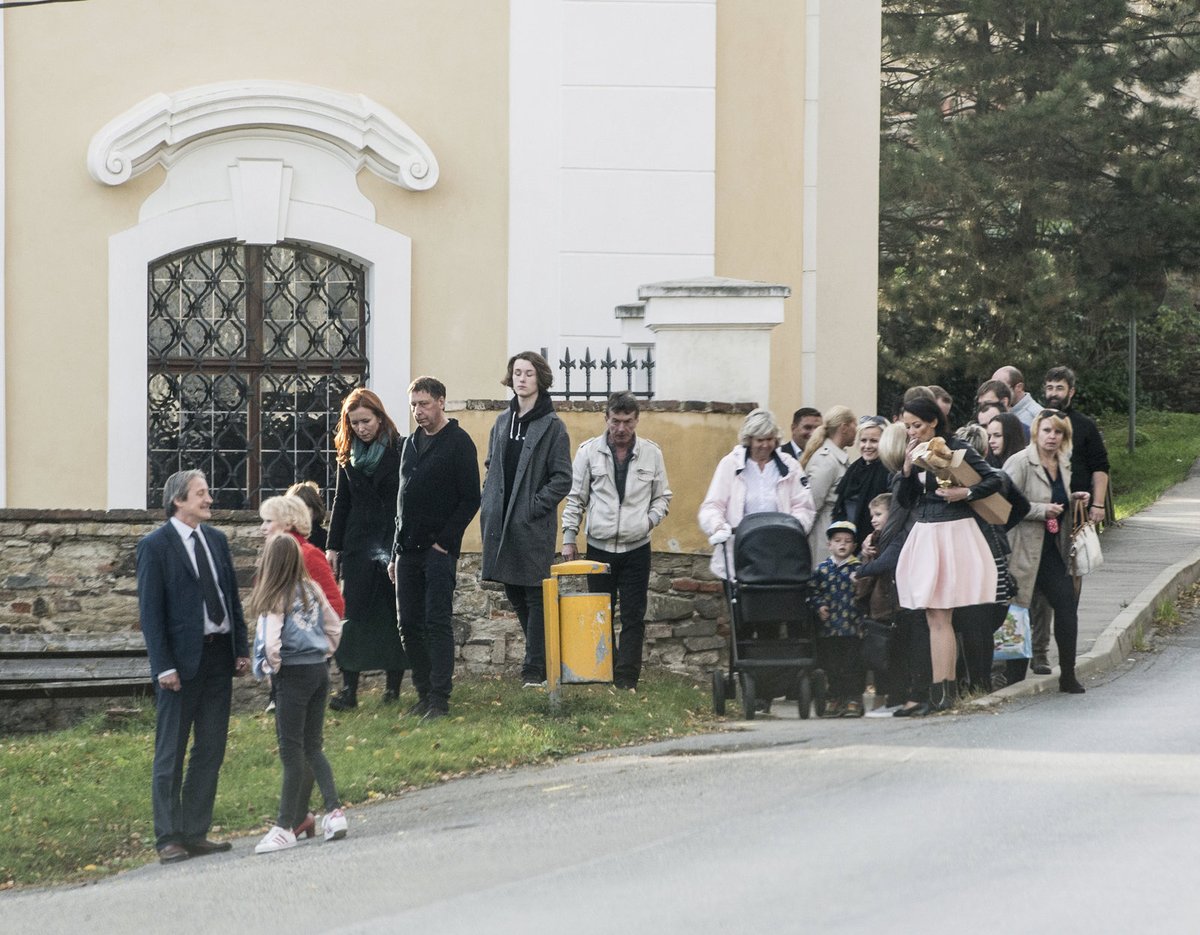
[249,533,347,854]
[811,520,865,717]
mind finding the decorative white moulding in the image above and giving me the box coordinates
[639,276,790,405]
[87,80,440,191]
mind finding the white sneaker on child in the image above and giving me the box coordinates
[323,808,348,841]
[254,826,297,854]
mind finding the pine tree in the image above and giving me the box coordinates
[879,1,1200,397]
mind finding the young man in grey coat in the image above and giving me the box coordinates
[480,351,572,686]
[561,392,672,690]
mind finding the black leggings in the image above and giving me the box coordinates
[896,610,931,704]
[1036,545,1079,672]
[954,603,1006,692]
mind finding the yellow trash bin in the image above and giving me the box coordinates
[542,560,613,696]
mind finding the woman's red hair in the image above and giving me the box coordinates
[333,388,400,466]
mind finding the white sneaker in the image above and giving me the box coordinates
[522,680,547,689]
[254,826,297,854]
[323,808,348,841]
[865,705,902,718]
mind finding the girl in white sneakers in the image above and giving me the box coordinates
[250,534,349,853]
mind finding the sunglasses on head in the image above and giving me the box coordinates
[1039,409,1065,418]
[858,415,889,427]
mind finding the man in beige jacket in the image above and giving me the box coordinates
[562,392,672,690]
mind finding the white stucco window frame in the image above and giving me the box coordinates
[89,81,437,509]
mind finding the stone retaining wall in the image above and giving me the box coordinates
[0,510,729,681]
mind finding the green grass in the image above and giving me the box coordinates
[0,673,715,889]
[1099,411,1200,520]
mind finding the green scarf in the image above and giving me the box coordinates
[350,435,388,476]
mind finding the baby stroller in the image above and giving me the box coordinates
[711,511,822,719]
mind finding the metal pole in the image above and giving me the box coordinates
[1128,313,1137,453]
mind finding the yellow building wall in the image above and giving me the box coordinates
[4,0,508,508]
[715,0,880,424]
[714,0,806,417]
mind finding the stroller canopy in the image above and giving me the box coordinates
[733,512,812,585]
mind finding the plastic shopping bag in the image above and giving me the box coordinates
[993,604,1032,661]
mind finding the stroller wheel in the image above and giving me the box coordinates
[798,674,812,720]
[813,670,828,717]
[711,669,727,716]
[739,672,757,720]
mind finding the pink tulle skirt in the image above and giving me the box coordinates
[896,517,997,610]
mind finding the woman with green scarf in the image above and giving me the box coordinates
[325,388,407,709]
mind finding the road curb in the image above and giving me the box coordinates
[973,544,1200,707]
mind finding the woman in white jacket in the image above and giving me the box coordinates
[698,408,816,580]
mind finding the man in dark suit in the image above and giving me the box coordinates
[136,469,250,863]
[780,407,822,462]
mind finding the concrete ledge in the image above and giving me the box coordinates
[972,542,1200,707]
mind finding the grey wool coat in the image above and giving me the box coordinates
[480,406,572,587]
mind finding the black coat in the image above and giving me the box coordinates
[327,440,402,623]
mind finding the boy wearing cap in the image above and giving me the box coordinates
[811,520,865,717]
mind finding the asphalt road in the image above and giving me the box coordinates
[7,618,1200,935]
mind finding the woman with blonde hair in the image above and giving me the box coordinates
[699,408,815,580]
[801,405,858,561]
[1004,409,1089,694]
[832,415,890,545]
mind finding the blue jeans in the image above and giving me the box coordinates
[396,549,458,707]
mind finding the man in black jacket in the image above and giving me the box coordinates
[388,376,481,720]
[1042,366,1110,525]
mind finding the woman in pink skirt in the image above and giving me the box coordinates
[895,396,1002,714]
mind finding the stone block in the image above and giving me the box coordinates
[5,574,48,590]
[658,644,686,666]
[646,593,694,621]
[672,619,716,638]
[683,636,724,651]
[684,650,720,667]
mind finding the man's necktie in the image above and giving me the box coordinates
[191,530,227,625]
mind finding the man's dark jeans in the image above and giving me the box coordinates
[585,543,652,687]
[505,584,547,683]
[396,548,457,708]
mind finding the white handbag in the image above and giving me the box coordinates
[1069,500,1103,576]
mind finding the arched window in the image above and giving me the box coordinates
[147,241,369,509]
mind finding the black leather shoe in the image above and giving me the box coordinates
[328,688,357,711]
[421,704,449,721]
[158,843,191,863]
[405,699,430,718]
[183,838,232,856]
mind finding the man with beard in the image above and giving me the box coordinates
[1042,366,1109,526]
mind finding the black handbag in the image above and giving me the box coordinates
[862,618,894,673]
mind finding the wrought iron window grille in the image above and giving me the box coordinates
[147,240,369,510]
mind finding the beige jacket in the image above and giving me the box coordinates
[1003,445,1072,605]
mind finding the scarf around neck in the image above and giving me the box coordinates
[351,434,389,476]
